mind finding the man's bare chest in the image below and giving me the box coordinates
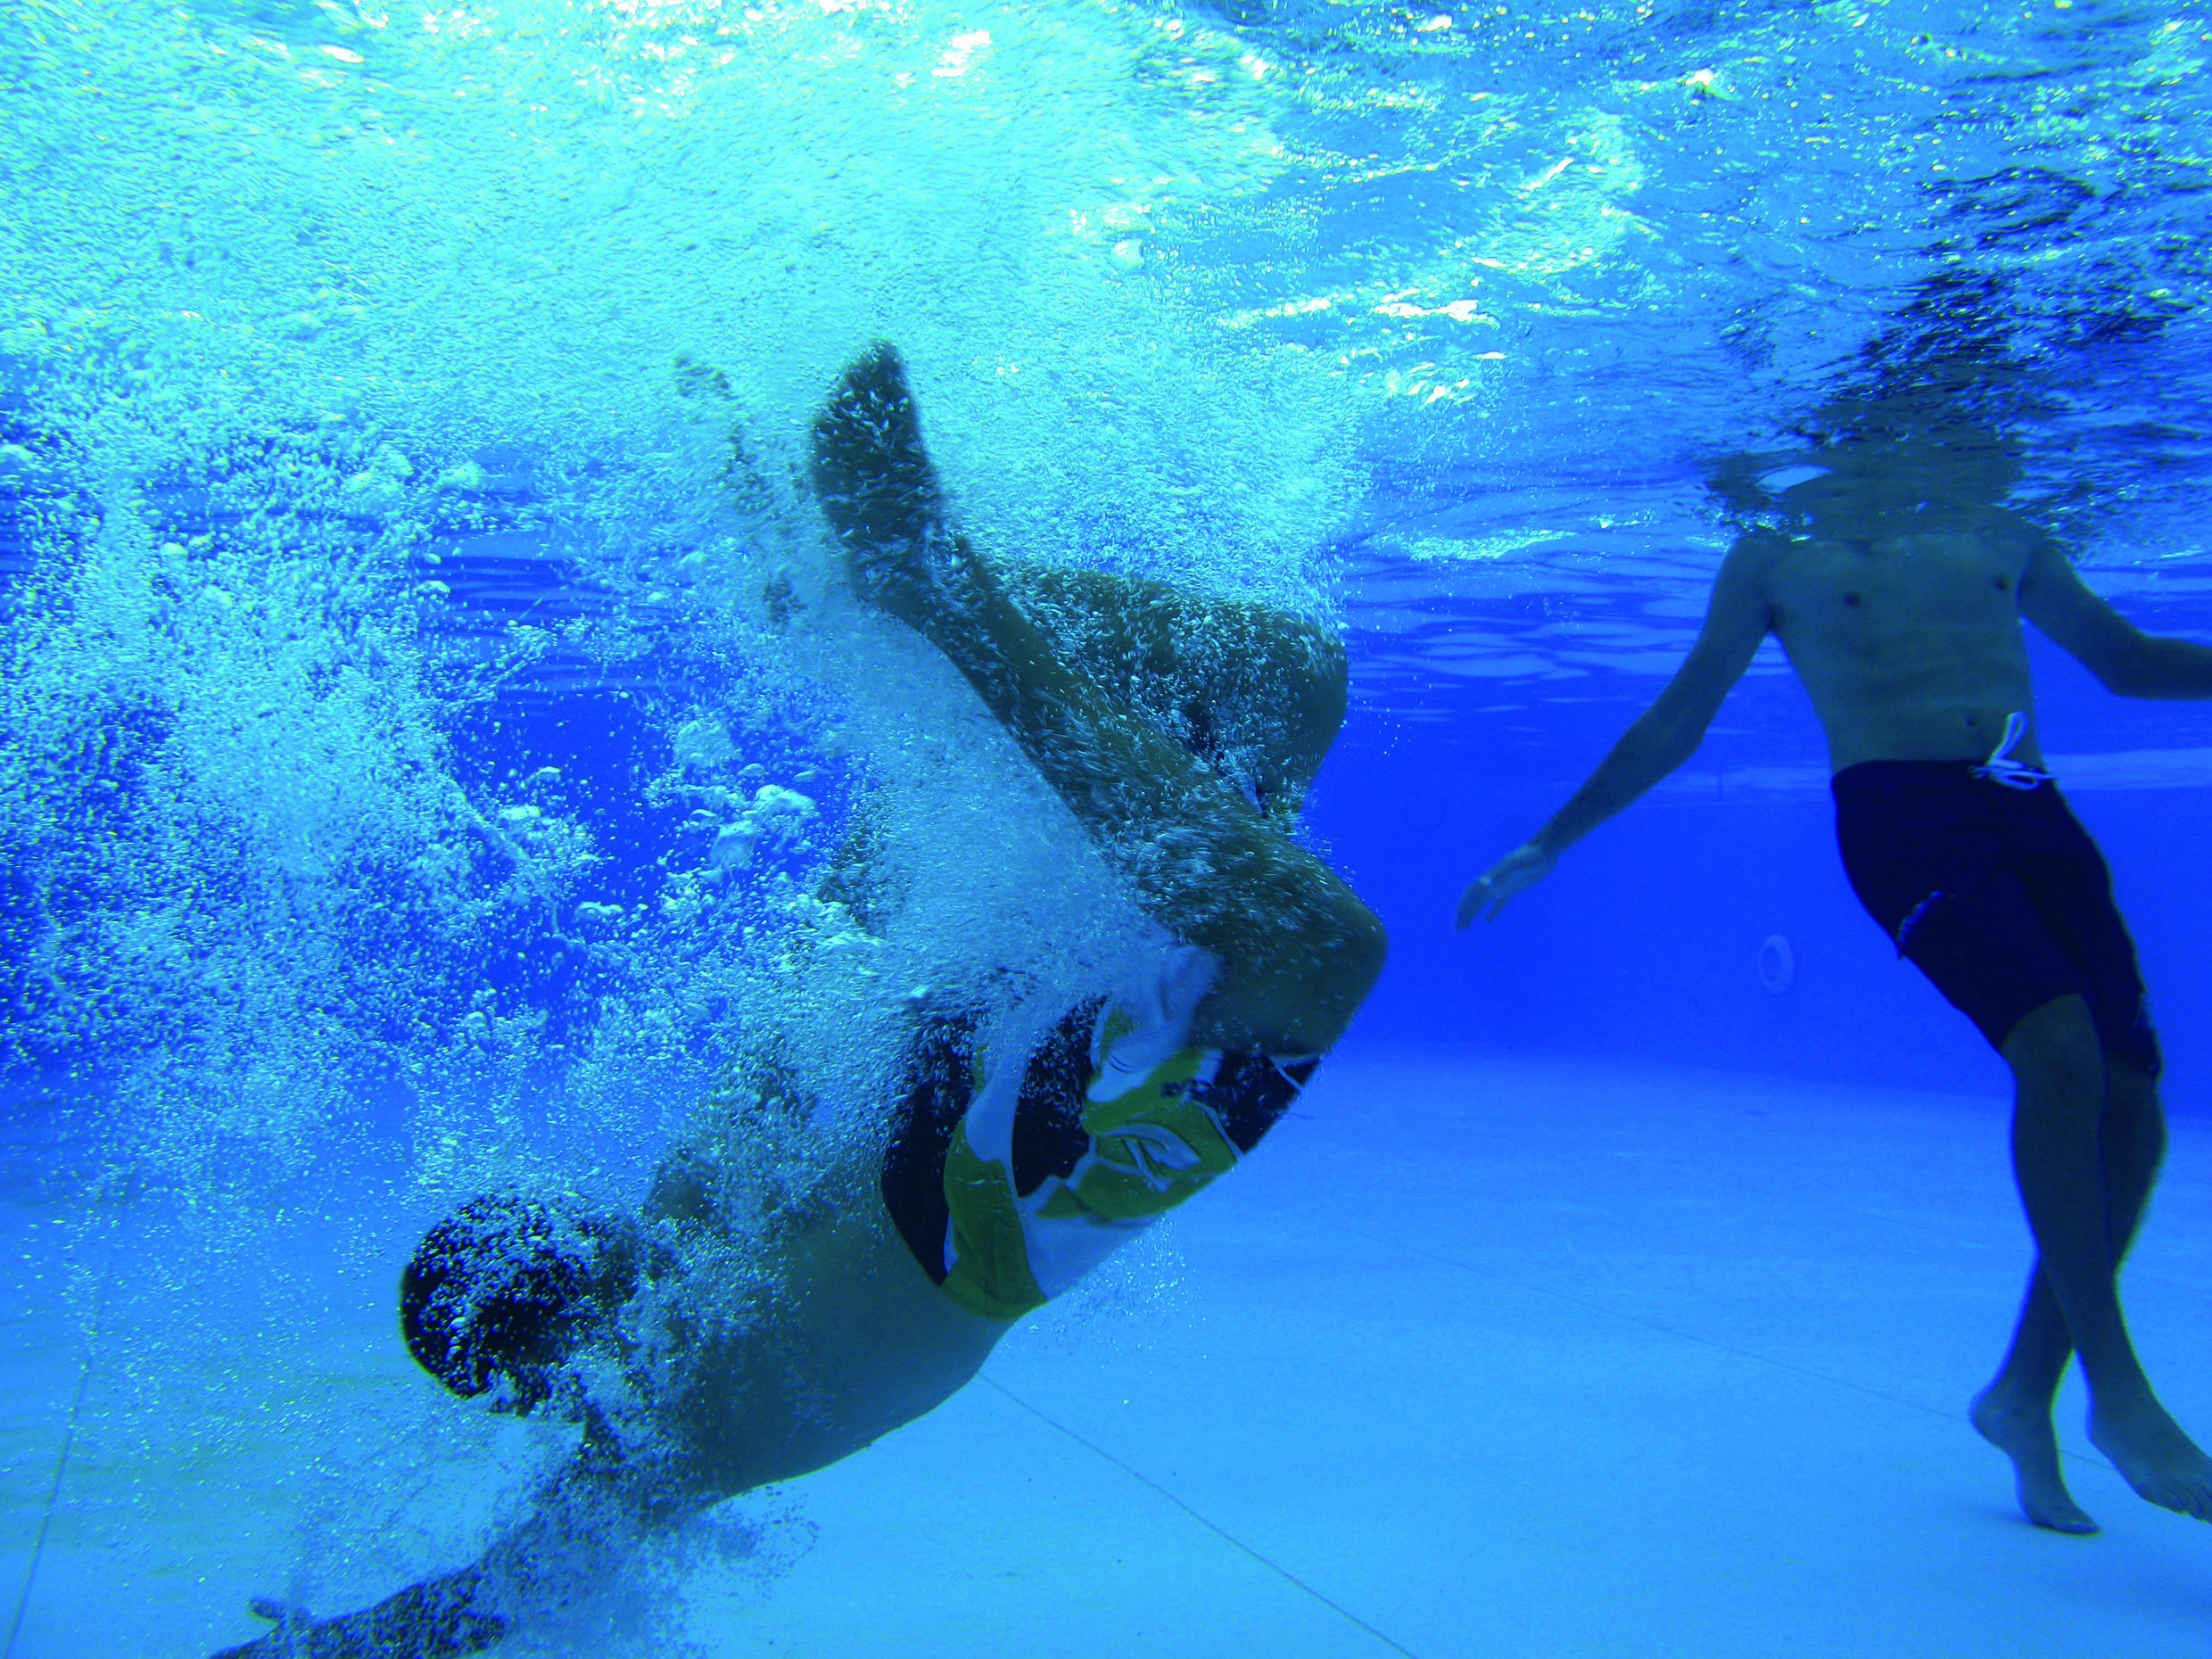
[1767,522,2032,648]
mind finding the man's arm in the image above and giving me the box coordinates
[1457,532,1778,927]
[209,1567,503,1659]
[208,1443,688,1659]
[2019,535,2212,698]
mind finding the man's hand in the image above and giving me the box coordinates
[208,1598,314,1659]
[209,1572,505,1659]
[1456,843,1554,928]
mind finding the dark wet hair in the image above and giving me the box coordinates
[400,1194,632,1413]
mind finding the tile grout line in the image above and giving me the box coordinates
[979,1375,1428,1659]
[4,1195,124,1659]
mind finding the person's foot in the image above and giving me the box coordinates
[809,342,985,639]
[1970,1386,2100,1534]
[2088,1392,2212,1522]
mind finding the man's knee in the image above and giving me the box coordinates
[1326,889,1389,995]
[2002,995,2105,1098]
[2104,1056,2167,1149]
[1214,884,1385,1057]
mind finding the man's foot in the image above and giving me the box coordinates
[1971,1387,2100,1534]
[809,342,986,639]
[2088,1392,2212,1522]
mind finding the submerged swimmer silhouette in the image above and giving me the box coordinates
[207,344,1383,1657]
[1460,385,2212,1534]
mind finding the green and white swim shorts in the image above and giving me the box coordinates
[880,948,1321,1320]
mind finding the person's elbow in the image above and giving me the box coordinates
[2087,631,2176,698]
[1627,700,1713,780]
[2095,663,2155,698]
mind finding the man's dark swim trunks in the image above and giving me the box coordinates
[1832,761,2158,1075]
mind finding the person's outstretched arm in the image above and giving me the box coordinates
[1457,532,1778,928]
[810,343,1383,1059]
[2019,533,2212,697]
[207,1566,503,1659]
[207,1438,688,1659]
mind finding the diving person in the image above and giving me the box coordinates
[207,343,1383,1658]
[1459,396,2212,1534]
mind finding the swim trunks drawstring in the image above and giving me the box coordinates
[1970,711,2054,791]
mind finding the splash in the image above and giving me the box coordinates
[1,1,1368,1645]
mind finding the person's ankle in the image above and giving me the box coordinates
[2084,1375,2163,1419]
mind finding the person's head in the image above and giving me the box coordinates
[1708,412,2021,524]
[1808,396,2021,508]
[400,1193,638,1416]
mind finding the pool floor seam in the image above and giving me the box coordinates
[4,1202,125,1659]
[978,1374,1428,1659]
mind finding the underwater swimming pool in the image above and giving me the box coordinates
[4,0,2209,1654]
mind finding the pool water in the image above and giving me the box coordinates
[4,0,2210,1655]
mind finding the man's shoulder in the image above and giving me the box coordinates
[1916,505,2055,582]
[1964,502,2053,553]
[1721,526,1794,579]
[1729,525,1794,553]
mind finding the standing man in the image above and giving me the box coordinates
[1460,399,2212,1534]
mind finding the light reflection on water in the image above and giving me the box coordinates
[6,0,2212,694]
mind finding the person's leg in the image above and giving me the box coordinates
[1001,564,1349,821]
[1993,996,2209,1522]
[814,574,1343,942]
[1971,1046,2168,1531]
[809,343,1382,1058]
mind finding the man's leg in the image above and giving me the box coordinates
[814,573,1345,940]
[1986,995,2209,1523]
[1972,1035,2168,1531]
[809,343,1382,1058]
[1001,564,1349,822]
